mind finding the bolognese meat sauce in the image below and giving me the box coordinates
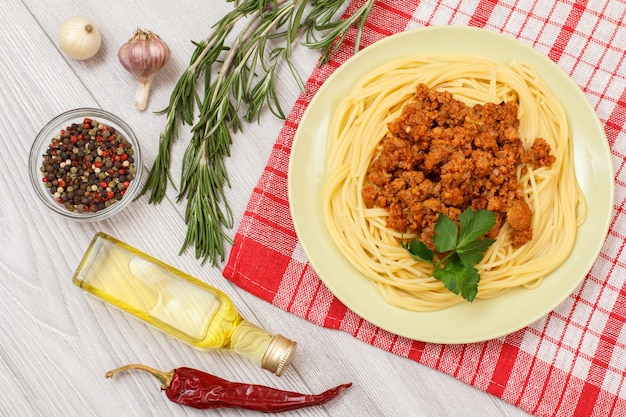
[362,83,555,249]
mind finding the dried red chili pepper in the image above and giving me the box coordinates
[105,364,351,413]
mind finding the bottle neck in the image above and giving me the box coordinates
[229,320,296,376]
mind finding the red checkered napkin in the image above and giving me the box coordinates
[224,1,626,416]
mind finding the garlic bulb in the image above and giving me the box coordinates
[58,16,102,60]
[118,29,170,111]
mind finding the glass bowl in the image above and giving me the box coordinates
[29,108,143,221]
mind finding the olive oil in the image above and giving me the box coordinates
[73,232,296,375]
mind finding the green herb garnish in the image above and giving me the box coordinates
[139,0,375,266]
[402,208,496,302]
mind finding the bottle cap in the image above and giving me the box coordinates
[261,334,297,376]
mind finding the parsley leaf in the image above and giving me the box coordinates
[401,239,434,263]
[457,208,497,247]
[432,214,458,253]
[403,208,496,302]
[456,238,496,269]
[434,253,481,302]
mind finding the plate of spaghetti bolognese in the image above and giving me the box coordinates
[288,26,613,343]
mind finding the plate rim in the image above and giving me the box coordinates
[288,26,615,344]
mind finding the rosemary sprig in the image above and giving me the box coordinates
[304,0,375,64]
[139,0,375,265]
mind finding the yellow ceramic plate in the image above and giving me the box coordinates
[288,26,614,344]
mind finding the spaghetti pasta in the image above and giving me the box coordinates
[322,54,586,312]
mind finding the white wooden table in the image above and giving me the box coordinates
[1,1,530,415]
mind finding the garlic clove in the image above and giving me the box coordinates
[118,29,170,111]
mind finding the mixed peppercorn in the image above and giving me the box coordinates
[40,117,136,213]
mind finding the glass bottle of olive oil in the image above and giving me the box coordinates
[73,232,296,376]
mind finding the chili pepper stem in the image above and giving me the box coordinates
[105,364,174,390]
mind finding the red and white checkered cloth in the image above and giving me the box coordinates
[223,1,626,416]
